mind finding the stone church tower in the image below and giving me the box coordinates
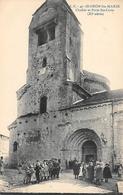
[8,0,123,168]
[26,0,82,113]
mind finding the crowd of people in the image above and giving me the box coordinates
[1,155,123,187]
[72,159,123,185]
[18,158,61,184]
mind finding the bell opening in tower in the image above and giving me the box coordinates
[36,21,56,46]
[37,28,48,46]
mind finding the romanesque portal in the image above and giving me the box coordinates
[62,129,102,164]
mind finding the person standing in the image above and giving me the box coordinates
[103,163,112,182]
[0,156,4,175]
[43,161,49,180]
[23,164,32,184]
[18,162,22,174]
[48,160,53,179]
[73,160,80,179]
[118,164,123,178]
[82,163,87,180]
[31,163,36,183]
[94,161,103,185]
[35,160,41,183]
[79,162,84,180]
[55,159,61,179]
[87,161,94,183]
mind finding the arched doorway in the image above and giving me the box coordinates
[62,129,102,167]
[82,140,97,163]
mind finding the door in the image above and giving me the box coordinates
[82,140,97,163]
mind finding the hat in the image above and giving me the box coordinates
[105,163,109,166]
[96,161,100,165]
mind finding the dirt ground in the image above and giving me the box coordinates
[0,169,122,193]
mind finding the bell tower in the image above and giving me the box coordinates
[17,0,82,117]
[27,0,82,82]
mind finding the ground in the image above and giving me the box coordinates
[0,169,121,194]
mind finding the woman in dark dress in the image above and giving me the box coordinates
[73,161,80,179]
[103,163,112,182]
[35,160,41,183]
[87,161,94,183]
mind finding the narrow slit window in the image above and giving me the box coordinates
[13,141,18,152]
[40,96,47,114]
[42,57,47,68]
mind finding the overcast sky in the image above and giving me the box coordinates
[0,0,123,135]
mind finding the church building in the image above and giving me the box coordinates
[8,0,123,168]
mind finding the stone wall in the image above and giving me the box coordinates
[65,11,81,83]
[0,134,9,163]
[113,100,123,164]
[9,99,123,167]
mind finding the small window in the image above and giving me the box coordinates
[42,57,47,68]
[69,37,72,46]
[13,141,18,152]
[37,29,48,46]
[40,96,47,114]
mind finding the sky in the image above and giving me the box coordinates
[0,0,123,136]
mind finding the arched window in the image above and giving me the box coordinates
[13,141,18,152]
[40,96,47,114]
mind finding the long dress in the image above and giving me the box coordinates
[103,166,112,179]
[35,165,41,183]
[73,162,80,177]
[44,164,49,178]
[79,165,83,178]
[94,165,103,184]
[87,165,94,182]
[30,166,36,183]
[0,159,4,174]
[118,166,123,178]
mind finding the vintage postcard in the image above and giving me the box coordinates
[0,0,123,194]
